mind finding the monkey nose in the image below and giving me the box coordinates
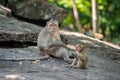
[50,29,55,32]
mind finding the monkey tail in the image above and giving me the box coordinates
[0,55,50,61]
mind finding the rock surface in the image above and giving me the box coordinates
[0,5,11,17]
[0,32,120,80]
[6,0,67,24]
[0,14,42,42]
[0,7,120,80]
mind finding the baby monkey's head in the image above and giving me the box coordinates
[76,43,84,53]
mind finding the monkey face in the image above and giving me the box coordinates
[48,23,57,32]
[46,19,58,33]
[76,44,84,52]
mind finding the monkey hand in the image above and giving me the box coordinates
[48,41,67,48]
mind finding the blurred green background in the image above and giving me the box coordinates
[48,0,120,44]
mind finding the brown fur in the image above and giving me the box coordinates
[69,43,88,69]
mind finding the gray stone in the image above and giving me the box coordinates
[0,33,120,80]
[0,14,42,42]
[0,6,120,79]
[7,0,67,23]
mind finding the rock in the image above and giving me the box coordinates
[0,46,40,60]
[0,33,120,80]
[0,14,42,42]
[0,14,67,47]
[7,0,67,25]
[0,14,120,80]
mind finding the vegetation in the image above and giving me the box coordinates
[48,0,120,43]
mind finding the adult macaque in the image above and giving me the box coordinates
[37,18,73,63]
[83,24,95,38]
[69,43,88,69]
[83,24,104,40]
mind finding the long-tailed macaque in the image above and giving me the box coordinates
[83,24,104,40]
[37,18,73,63]
[69,43,88,69]
[83,24,95,38]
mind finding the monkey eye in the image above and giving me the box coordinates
[54,24,57,26]
[49,24,53,26]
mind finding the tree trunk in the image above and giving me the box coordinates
[71,0,81,32]
[91,0,98,33]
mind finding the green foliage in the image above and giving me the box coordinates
[48,0,91,27]
[48,0,120,43]
[99,0,120,42]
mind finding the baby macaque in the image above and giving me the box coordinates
[69,43,88,69]
[37,18,72,63]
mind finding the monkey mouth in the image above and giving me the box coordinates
[50,30,55,32]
